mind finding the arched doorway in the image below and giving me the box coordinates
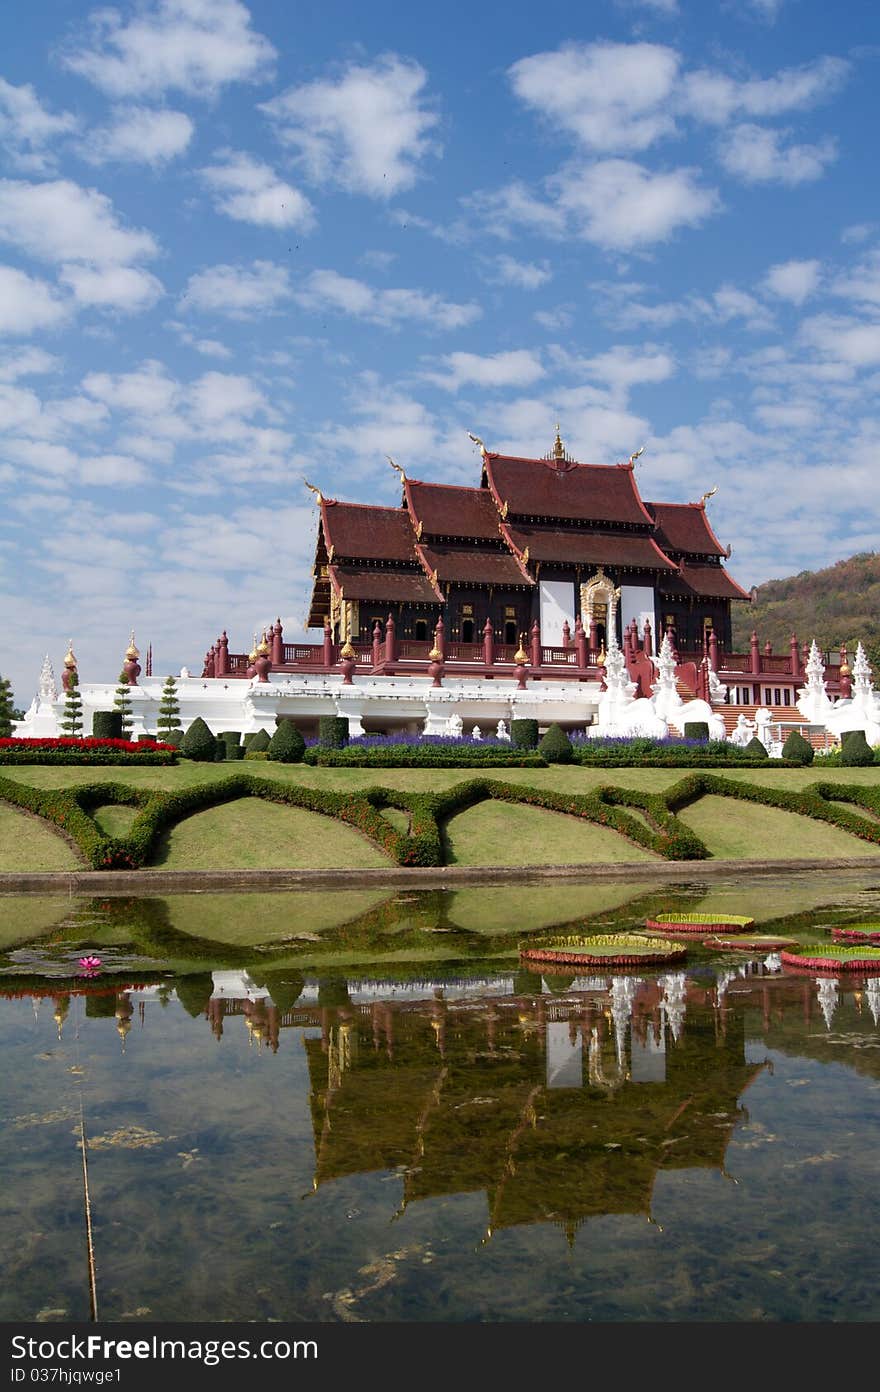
[415,619,428,642]
[461,618,475,643]
[580,568,620,651]
[505,619,517,646]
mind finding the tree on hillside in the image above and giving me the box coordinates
[0,674,15,737]
[732,551,880,660]
[157,675,181,737]
[60,670,83,737]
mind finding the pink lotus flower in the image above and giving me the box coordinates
[77,956,102,976]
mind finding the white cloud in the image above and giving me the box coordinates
[800,314,880,367]
[294,269,481,331]
[553,158,719,250]
[0,347,61,380]
[0,265,68,335]
[423,349,545,392]
[83,106,194,165]
[80,453,149,485]
[533,306,574,332]
[261,54,438,198]
[491,255,552,290]
[575,345,676,392]
[831,250,880,307]
[59,264,164,313]
[719,124,837,185]
[616,0,679,13]
[181,261,292,318]
[62,0,276,99]
[764,258,822,304]
[199,151,314,229]
[711,285,775,331]
[83,360,178,416]
[0,79,78,169]
[0,178,158,264]
[509,42,681,153]
[681,56,848,126]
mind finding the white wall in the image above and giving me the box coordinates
[539,580,575,646]
[620,585,656,644]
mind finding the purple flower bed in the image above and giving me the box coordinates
[306,732,510,749]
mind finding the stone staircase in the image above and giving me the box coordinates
[711,701,834,750]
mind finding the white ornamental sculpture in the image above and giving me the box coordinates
[495,719,510,742]
[651,632,726,740]
[445,712,463,738]
[38,654,58,704]
[825,641,880,746]
[589,634,667,739]
[797,640,833,725]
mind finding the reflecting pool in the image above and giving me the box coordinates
[2,869,880,1322]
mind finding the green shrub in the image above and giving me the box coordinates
[744,736,768,758]
[163,728,184,748]
[537,723,574,764]
[248,728,271,752]
[157,676,181,738]
[268,722,306,763]
[782,730,814,765]
[220,731,243,760]
[244,750,269,761]
[683,722,710,743]
[319,715,349,748]
[840,729,873,766]
[92,711,123,739]
[180,717,216,762]
[511,719,539,750]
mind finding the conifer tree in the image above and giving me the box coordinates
[60,670,83,737]
[157,675,181,737]
[0,674,14,738]
[113,672,133,736]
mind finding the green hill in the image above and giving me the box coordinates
[731,552,880,670]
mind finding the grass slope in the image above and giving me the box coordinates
[443,801,659,865]
[149,800,394,870]
[676,795,880,860]
[0,804,79,870]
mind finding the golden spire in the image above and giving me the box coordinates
[257,632,270,657]
[125,630,139,661]
[429,644,443,662]
[553,423,565,460]
[248,633,258,662]
[64,639,77,668]
[597,644,606,665]
[340,638,356,659]
[514,637,529,664]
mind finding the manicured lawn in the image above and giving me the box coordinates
[148,799,393,871]
[165,889,390,943]
[443,800,659,866]
[445,881,664,934]
[676,795,880,860]
[0,804,80,871]
[92,805,138,836]
[0,894,73,949]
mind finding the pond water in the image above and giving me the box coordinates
[2,869,880,1323]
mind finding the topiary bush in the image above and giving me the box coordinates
[782,729,814,765]
[220,731,243,760]
[180,716,216,762]
[511,719,539,750]
[92,711,123,739]
[163,728,184,748]
[247,728,271,752]
[683,722,710,743]
[268,722,306,763]
[840,729,874,766]
[319,715,349,749]
[538,723,574,764]
[744,736,768,758]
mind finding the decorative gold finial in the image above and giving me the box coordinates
[467,431,488,457]
[628,445,645,467]
[340,639,356,659]
[249,633,258,662]
[697,485,718,506]
[553,424,565,460]
[125,629,139,661]
[302,477,323,504]
[64,640,77,668]
[428,644,443,662]
[387,456,407,480]
[514,639,529,664]
[257,632,270,657]
[597,644,606,665]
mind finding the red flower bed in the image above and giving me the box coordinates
[0,737,175,752]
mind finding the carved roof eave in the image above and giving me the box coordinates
[412,544,445,601]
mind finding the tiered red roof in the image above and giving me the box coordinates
[483,453,654,526]
[404,480,501,540]
[329,566,442,603]
[502,523,677,571]
[659,563,751,601]
[320,500,416,562]
[647,502,727,558]
[416,543,532,587]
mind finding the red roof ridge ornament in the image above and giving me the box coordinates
[628,445,645,468]
[543,423,574,467]
[387,455,406,480]
[695,485,718,508]
[467,431,488,458]
[303,477,324,504]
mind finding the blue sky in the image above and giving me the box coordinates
[1,0,879,700]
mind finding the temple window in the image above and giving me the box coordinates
[461,618,475,643]
[415,619,427,642]
[505,620,517,645]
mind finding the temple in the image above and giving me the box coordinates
[299,432,748,665]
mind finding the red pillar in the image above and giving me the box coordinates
[372,622,382,668]
[764,640,772,657]
[789,632,800,679]
[708,627,717,671]
[271,618,284,667]
[434,615,446,659]
[530,619,541,669]
[574,615,588,668]
[216,631,229,677]
[749,630,761,675]
[561,619,571,650]
[323,619,333,666]
[482,617,494,666]
[643,618,654,659]
[588,617,598,660]
[384,613,397,664]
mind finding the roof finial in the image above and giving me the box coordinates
[467,431,488,458]
[387,455,406,480]
[553,423,565,460]
[302,477,323,504]
[628,444,645,467]
[698,485,718,507]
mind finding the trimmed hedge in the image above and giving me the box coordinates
[538,723,574,764]
[841,730,873,766]
[304,747,546,767]
[683,722,710,743]
[247,729,271,752]
[5,768,880,873]
[511,719,539,751]
[744,737,768,759]
[181,717,216,762]
[268,722,306,763]
[318,716,349,749]
[782,730,814,765]
[92,711,123,739]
